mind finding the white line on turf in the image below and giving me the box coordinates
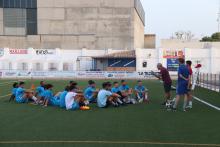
[0,140,220,147]
[193,96,220,111]
[171,86,220,111]
[0,80,18,85]
[0,94,11,99]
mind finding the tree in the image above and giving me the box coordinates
[201,32,220,42]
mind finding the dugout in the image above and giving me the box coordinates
[92,50,136,71]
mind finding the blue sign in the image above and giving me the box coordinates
[167,58,179,71]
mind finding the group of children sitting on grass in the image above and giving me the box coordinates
[10,80,149,110]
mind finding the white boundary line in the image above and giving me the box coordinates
[0,94,11,99]
[193,96,220,111]
[0,140,220,147]
[0,80,19,86]
[171,85,220,111]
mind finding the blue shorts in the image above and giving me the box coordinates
[86,96,96,103]
[16,96,28,103]
[177,82,188,95]
[49,97,60,106]
[71,102,80,110]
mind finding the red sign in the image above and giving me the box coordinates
[163,49,184,59]
[9,49,28,54]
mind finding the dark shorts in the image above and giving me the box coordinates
[163,83,172,93]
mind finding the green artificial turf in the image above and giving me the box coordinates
[0,79,219,147]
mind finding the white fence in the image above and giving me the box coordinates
[0,70,159,79]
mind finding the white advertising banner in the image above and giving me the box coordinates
[0,70,159,79]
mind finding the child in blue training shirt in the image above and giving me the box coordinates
[43,84,54,107]
[134,80,149,103]
[84,80,99,103]
[59,86,69,108]
[9,82,18,102]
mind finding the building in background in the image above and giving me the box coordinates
[159,39,220,74]
[0,0,145,50]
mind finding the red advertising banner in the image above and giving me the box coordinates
[9,49,28,54]
[163,49,184,59]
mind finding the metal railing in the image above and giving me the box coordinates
[196,73,220,92]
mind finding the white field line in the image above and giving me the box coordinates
[193,96,220,111]
[171,85,220,111]
[0,94,11,99]
[0,140,220,147]
[0,80,19,86]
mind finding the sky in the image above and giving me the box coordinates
[140,0,219,45]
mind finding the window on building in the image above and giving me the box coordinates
[1,0,37,35]
[0,0,37,9]
[9,62,12,70]
[20,62,28,70]
[26,8,37,35]
[33,62,43,71]
[49,63,58,71]
[3,8,26,35]
[63,63,73,71]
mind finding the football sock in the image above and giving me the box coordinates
[32,96,37,102]
[189,101,192,107]
[117,98,123,104]
[183,99,188,110]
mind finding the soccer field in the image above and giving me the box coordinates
[0,79,220,147]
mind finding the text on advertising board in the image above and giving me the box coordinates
[9,49,28,54]
[36,49,56,55]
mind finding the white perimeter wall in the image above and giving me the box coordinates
[0,48,219,74]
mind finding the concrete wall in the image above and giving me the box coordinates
[133,9,144,49]
[136,48,158,71]
[0,0,145,50]
[161,39,220,49]
[0,9,3,35]
[144,34,156,48]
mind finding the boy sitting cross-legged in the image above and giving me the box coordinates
[59,86,70,108]
[65,85,85,111]
[34,81,45,105]
[134,80,149,103]
[84,80,99,103]
[119,80,136,104]
[9,82,18,102]
[97,82,122,108]
[15,82,37,104]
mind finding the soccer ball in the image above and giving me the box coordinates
[165,101,173,109]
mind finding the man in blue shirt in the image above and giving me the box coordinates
[84,80,98,103]
[134,80,149,103]
[173,58,190,111]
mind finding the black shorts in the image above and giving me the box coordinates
[164,83,171,93]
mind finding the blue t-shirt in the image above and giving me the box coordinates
[59,91,68,108]
[119,85,130,92]
[44,90,53,100]
[135,85,146,93]
[84,86,96,100]
[15,87,24,99]
[111,87,120,93]
[178,64,190,83]
[97,89,112,108]
[36,86,45,97]
[12,88,18,95]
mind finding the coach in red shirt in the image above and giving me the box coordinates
[157,63,173,105]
